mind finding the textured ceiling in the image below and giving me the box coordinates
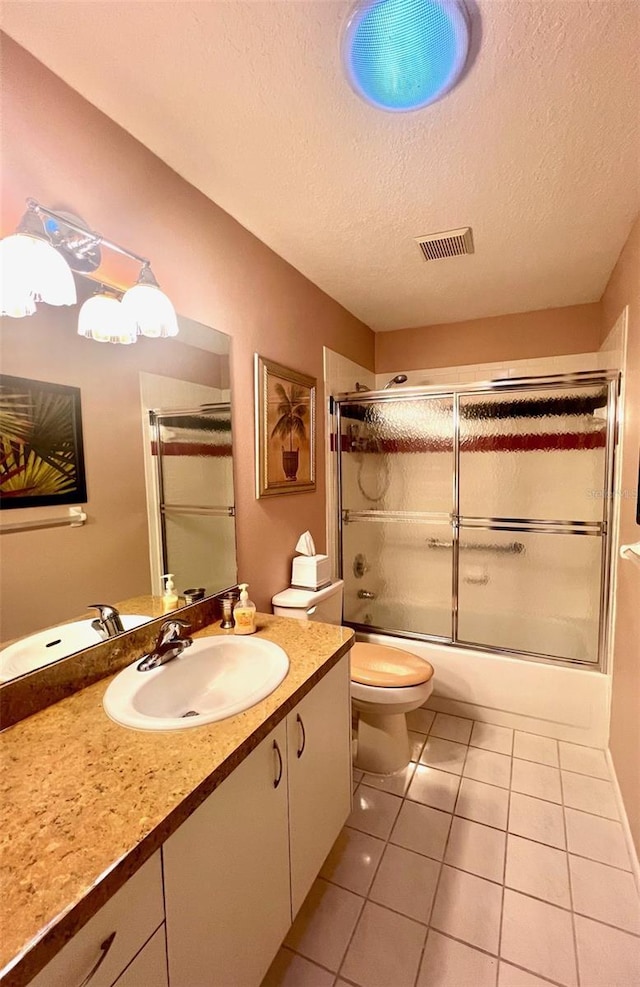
[2,1,639,331]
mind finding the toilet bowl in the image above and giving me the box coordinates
[351,642,434,774]
[272,580,435,775]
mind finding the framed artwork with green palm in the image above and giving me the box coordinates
[0,375,87,509]
[255,356,316,498]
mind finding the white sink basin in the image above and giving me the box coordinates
[0,615,151,681]
[103,635,290,731]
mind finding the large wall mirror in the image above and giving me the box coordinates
[0,285,236,682]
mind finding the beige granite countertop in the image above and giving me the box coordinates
[0,614,353,986]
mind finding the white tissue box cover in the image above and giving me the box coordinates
[291,554,331,590]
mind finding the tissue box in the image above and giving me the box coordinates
[291,554,332,591]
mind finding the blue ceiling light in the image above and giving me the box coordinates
[343,0,471,112]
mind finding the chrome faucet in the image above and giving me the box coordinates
[137,619,193,672]
[89,604,125,640]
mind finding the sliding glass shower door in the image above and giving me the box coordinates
[338,393,455,639]
[337,373,617,667]
[456,382,611,663]
[151,404,236,594]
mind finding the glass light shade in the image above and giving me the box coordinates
[78,293,137,345]
[343,0,470,112]
[120,283,179,338]
[0,232,77,317]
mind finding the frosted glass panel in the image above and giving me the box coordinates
[156,405,237,594]
[165,514,237,597]
[340,397,453,513]
[342,519,452,638]
[158,407,234,509]
[459,385,608,522]
[457,528,603,662]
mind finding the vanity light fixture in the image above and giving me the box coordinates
[342,0,471,112]
[121,261,179,339]
[1,198,178,342]
[77,289,137,345]
[0,205,77,317]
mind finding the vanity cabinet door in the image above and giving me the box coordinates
[163,721,290,987]
[286,654,352,916]
[112,925,168,987]
[28,853,164,987]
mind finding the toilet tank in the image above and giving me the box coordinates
[272,580,344,625]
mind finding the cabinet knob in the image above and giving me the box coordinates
[77,931,116,987]
[273,739,283,788]
[296,714,306,759]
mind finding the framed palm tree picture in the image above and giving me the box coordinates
[255,356,316,498]
[0,375,87,509]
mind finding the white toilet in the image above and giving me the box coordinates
[272,580,434,775]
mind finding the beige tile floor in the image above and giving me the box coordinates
[262,712,640,987]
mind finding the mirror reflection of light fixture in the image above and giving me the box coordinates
[0,198,178,343]
[77,290,137,345]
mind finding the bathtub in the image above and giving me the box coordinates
[355,630,609,748]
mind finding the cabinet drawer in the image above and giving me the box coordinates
[29,853,164,987]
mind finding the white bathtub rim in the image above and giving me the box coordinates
[357,630,610,748]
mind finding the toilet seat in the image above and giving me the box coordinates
[351,642,434,688]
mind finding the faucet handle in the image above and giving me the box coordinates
[157,618,192,644]
[88,604,119,619]
[88,605,124,636]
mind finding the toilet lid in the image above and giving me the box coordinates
[351,643,434,687]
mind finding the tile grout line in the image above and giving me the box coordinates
[560,738,582,987]
[495,719,516,985]
[410,718,473,987]
[277,945,340,983]
[497,958,568,987]
[334,735,431,986]
[403,710,443,987]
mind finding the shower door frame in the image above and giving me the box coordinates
[149,405,236,587]
[335,370,620,671]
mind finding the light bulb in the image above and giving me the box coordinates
[121,264,179,338]
[78,293,137,345]
[0,231,77,317]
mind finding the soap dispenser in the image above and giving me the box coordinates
[162,573,179,613]
[233,583,256,635]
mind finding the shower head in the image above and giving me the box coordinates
[383,374,408,389]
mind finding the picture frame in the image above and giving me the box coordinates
[0,374,87,510]
[255,356,316,498]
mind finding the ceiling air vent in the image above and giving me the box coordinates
[414,227,474,261]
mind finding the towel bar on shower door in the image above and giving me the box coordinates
[426,538,526,554]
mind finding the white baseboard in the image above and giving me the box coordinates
[605,749,640,893]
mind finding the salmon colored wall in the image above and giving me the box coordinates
[375,303,603,372]
[602,213,640,855]
[0,36,374,613]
